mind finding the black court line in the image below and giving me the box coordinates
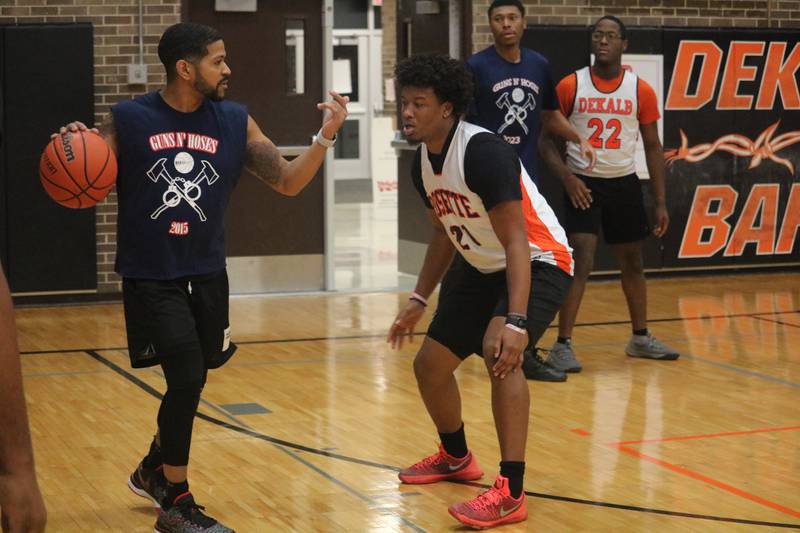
[752,316,800,329]
[84,349,800,529]
[21,309,800,356]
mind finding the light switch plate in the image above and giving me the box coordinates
[127,63,148,85]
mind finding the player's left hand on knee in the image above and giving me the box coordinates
[492,328,528,379]
[317,91,350,139]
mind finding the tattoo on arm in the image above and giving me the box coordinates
[98,113,115,139]
[245,140,284,187]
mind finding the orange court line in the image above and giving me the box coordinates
[612,425,800,445]
[570,428,591,436]
[616,444,800,519]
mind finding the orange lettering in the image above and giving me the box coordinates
[775,183,800,254]
[756,42,800,110]
[666,41,723,110]
[679,185,737,258]
[718,41,764,110]
[724,184,779,256]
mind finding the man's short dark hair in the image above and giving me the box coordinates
[158,23,223,81]
[594,15,627,39]
[394,54,473,116]
[488,0,525,18]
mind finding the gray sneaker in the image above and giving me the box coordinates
[625,333,680,360]
[548,341,582,373]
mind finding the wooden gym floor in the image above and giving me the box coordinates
[14,271,800,532]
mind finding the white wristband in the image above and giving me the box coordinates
[314,128,336,148]
[409,292,428,307]
[505,323,526,334]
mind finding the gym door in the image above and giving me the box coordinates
[187,0,326,292]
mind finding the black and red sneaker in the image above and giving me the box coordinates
[127,460,167,508]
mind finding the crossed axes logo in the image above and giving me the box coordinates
[496,91,536,135]
[147,158,220,221]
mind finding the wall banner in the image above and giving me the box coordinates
[662,28,799,269]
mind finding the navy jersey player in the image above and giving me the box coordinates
[466,0,594,381]
[388,54,573,530]
[466,0,594,184]
[53,23,348,533]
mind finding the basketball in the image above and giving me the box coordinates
[39,129,117,209]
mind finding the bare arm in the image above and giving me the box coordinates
[415,210,457,299]
[539,120,593,210]
[640,121,669,237]
[0,266,47,532]
[97,112,118,156]
[541,109,597,171]
[538,125,571,181]
[387,210,455,349]
[488,201,531,316]
[245,91,348,197]
[485,200,531,377]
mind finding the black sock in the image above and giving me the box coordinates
[499,461,525,499]
[164,480,190,509]
[557,336,570,345]
[633,328,648,336]
[439,423,468,459]
[142,437,162,469]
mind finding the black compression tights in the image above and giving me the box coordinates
[157,348,208,466]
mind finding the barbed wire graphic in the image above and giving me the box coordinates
[664,121,800,175]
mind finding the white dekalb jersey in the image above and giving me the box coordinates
[566,67,640,178]
[420,121,573,275]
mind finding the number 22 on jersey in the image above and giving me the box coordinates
[587,118,622,149]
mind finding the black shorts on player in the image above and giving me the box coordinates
[564,173,650,244]
[427,258,571,359]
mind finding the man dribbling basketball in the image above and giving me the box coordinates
[54,23,348,533]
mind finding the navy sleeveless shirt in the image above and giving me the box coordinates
[111,92,248,279]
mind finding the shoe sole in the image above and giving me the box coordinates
[448,506,527,529]
[399,468,484,484]
[127,476,161,508]
[546,362,582,374]
[525,373,567,382]
[626,352,680,361]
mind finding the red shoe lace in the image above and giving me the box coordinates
[466,486,503,512]
[411,449,446,470]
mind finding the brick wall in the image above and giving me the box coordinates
[471,0,800,52]
[0,0,181,293]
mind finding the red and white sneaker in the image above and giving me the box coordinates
[448,474,527,529]
[398,444,483,484]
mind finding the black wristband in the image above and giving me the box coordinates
[505,314,527,329]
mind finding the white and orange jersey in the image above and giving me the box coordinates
[558,66,660,178]
[420,121,573,275]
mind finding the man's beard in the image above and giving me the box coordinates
[194,75,227,101]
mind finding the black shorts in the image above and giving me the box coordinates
[122,269,237,370]
[564,173,650,244]
[427,257,572,359]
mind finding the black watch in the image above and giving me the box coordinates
[505,314,527,329]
